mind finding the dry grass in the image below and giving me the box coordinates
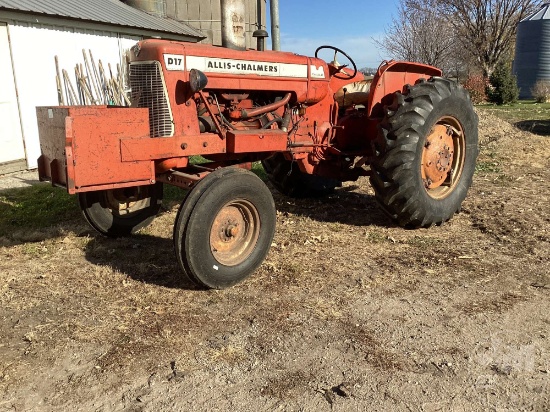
[0,109,549,410]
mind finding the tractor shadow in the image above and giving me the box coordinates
[81,188,203,290]
[1,180,391,289]
[83,232,201,290]
[0,183,84,247]
[0,183,195,289]
[268,183,395,228]
[515,120,550,136]
[82,184,393,290]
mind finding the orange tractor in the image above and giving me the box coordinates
[37,39,478,289]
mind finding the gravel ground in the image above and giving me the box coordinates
[0,170,40,192]
[0,110,549,411]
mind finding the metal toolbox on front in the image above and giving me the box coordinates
[36,106,155,194]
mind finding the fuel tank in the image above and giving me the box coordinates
[130,39,330,105]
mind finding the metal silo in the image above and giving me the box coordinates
[514,3,550,99]
[123,0,167,17]
[124,0,267,49]
[165,0,266,49]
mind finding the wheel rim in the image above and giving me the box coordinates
[210,199,260,266]
[421,116,465,199]
[103,187,150,217]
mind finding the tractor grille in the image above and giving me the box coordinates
[129,61,174,137]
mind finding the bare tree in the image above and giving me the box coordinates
[377,0,457,72]
[409,0,542,78]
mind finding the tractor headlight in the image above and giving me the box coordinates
[189,69,208,93]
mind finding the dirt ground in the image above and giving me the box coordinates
[1,110,549,411]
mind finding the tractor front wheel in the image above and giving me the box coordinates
[78,184,163,237]
[174,168,276,289]
[370,77,479,227]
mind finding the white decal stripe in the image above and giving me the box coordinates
[310,65,326,79]
[186,56,206,71]
[185,55,311,78]
[279,63,308,78]
[164,54,185,71]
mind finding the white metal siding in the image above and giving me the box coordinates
[0,23,26,166]
[8,22,140,168]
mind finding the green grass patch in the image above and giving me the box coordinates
[162,184,188,207]
[0,162,269,237]
[477,100,550,136]
[406,235,439,247]
[189,155,209,165]
[475,161,501,173]
[251,161,267,181]
[0,184,81,236]
[365,230,388,243]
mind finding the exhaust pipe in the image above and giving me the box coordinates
[253,29,269,51]
[221,0,246,51]
[270,0,280,50]
[253,0,268,51]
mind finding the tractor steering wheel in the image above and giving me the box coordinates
[315,45,358,80]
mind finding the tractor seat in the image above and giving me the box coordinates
[334,79,372,107]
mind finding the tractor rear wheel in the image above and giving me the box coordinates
[370,77,478,228]
[174,168,276,289]
[78,184,163,237]
[262,153,341,198]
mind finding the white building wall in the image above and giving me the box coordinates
[7,22,140,169]
[0,24,26,169]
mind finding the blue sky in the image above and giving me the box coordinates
[269,0,400,69]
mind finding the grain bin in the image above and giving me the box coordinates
[514,3,550,99]
[165,0,266,48]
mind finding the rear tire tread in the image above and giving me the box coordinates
[370,77,479,228]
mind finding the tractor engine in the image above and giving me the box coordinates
[128,39,361,169]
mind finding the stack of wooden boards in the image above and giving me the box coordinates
[55,49,131,107]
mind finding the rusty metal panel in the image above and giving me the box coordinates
[120,133,226,160]
[37,106,156,193]
[221,0,246,50]
[69,107,154,188]
[226,130,287,153]
[367,61,442,117]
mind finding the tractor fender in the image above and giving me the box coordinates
[367,61,442,117]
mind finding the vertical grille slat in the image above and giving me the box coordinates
[129,61,174,137]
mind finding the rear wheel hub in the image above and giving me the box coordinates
[421,117,465,199]
[422,124,454,188]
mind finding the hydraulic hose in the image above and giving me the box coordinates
[229,93,291,120]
